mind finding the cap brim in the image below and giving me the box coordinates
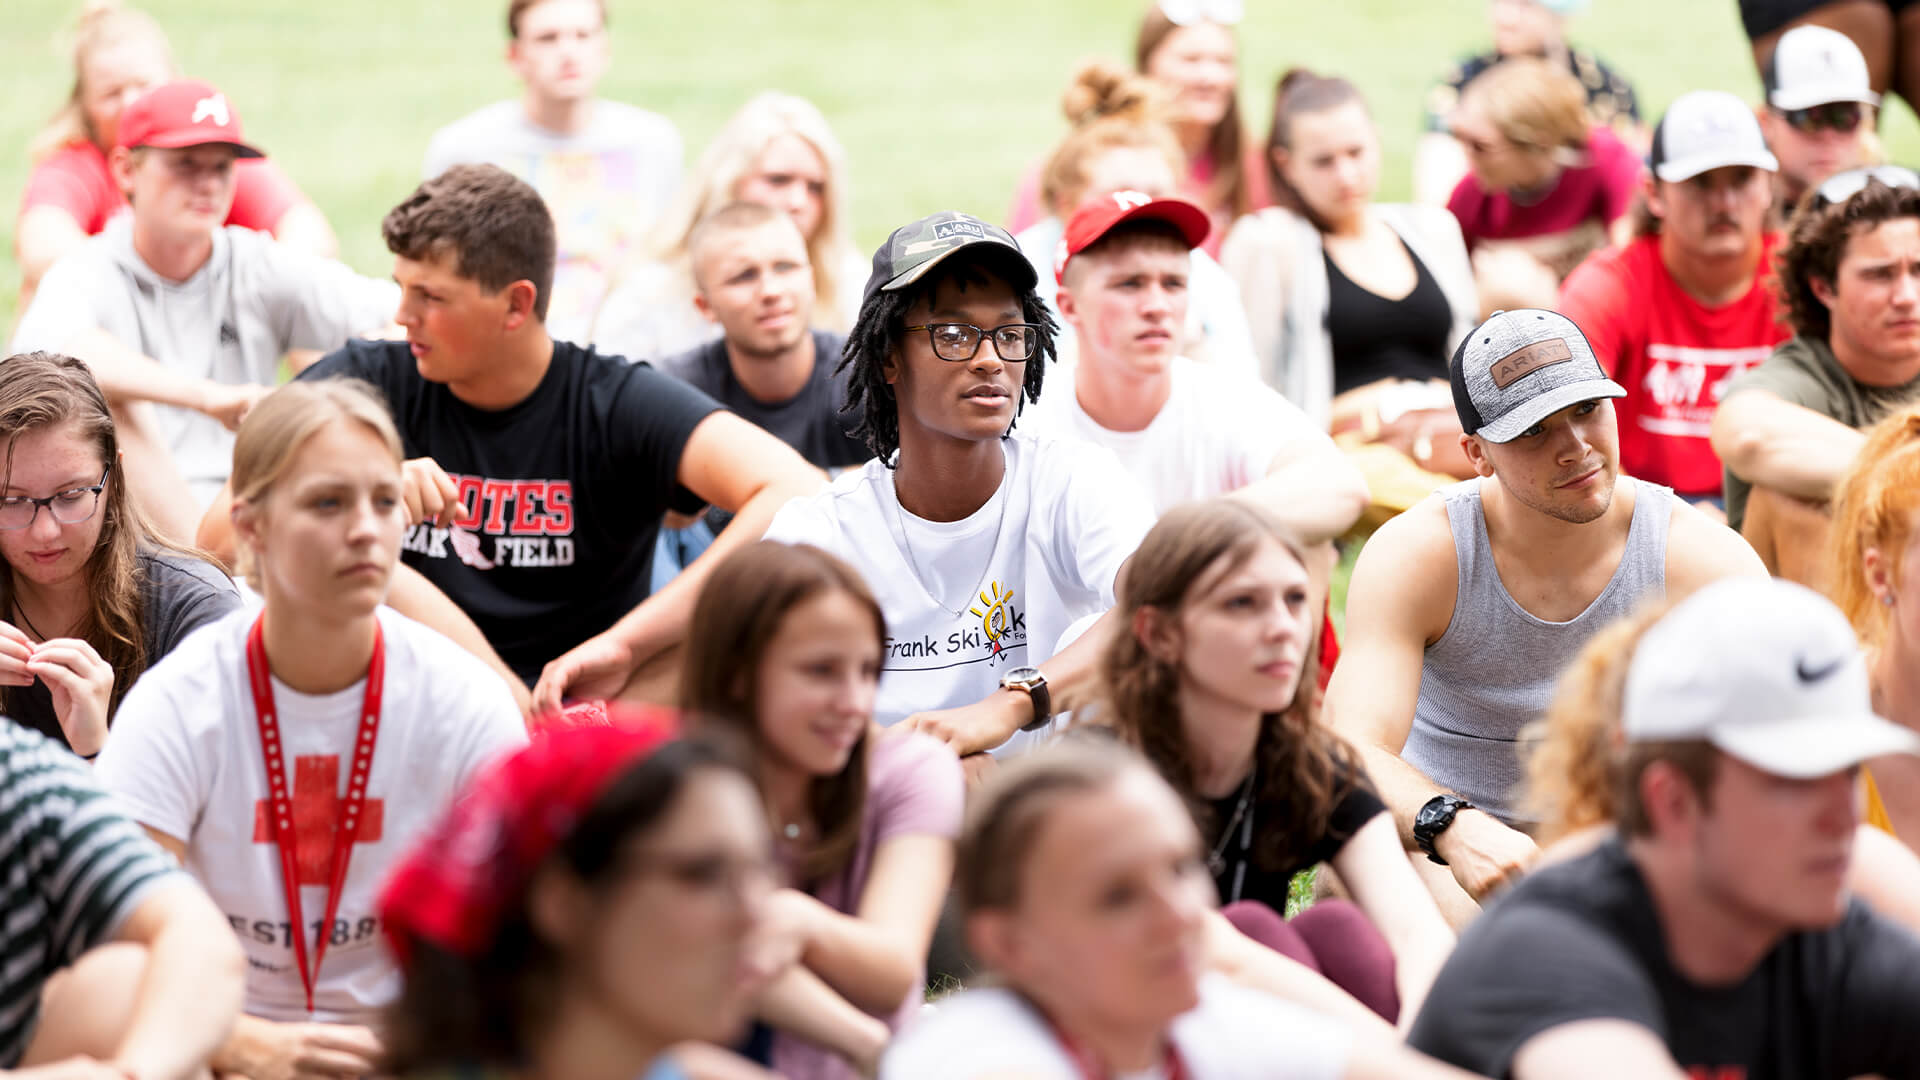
[1110,198,1213,251]
[1710,715,1920,779]
[1769,86,1881,110]
[134,132,264,158]
[1654,150,1778,183]
[1474,377,1626,443]
[881,239,1038,295]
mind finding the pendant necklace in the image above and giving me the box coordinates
[892,469,1009,619]
[1207,768,1257,904]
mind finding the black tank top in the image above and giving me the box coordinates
[1323,239,1452,395]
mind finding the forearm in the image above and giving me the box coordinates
[113,888,245,1080]
[1232,459,1368,544]
[63,327,219,412]
[385,563,531,714]
[1714,393,1865,502]
[799,904,922,1017]
[1386,922,1452,1033]
[753,965,889,1070]
[1355,742,1450,846]
[1204,911,1396,1042]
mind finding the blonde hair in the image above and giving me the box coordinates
[1041,60,1183,220]
[636,92,859,332]
[1462,57,1591,159]
[1829,405,1920,646]
[30,2,174,163]
[230,380,404,590]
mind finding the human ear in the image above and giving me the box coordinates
[527,863,594,952]
[1809,275,1839,311]
[1132,605,1182,665]
[1460,433,1496,479]
[501,280,540,331]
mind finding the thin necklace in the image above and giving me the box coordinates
[11,597,50,643]
[891,465,1009,619]
[1207,768,1257,904]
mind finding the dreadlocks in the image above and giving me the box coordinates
[834,255,1058,466]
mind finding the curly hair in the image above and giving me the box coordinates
[1775,177,1920,342]
[837,253,1056,466]
[1827,403,1920,646]
[1097,499,1354,875]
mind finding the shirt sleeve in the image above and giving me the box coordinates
[607,364,726,517]
[143,554,242,657]
[19,147,114,233]
[225,158,303,233]
[867,732,964,847]
[254,242,399,352]
[761,494,839,551]
[1721,354,1828,409]
[93,664,215,847]
[1039,442,1155,608]
[8,253,106,354]
[1557,252,1634,377]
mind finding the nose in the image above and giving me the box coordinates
[1818,771,1860,835]
[26,504,62,542]
[1551,418,1595,465]
[1893,268,1920,309]
[836,670,875,716]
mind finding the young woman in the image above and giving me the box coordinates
[1445,58,1640,308]
[381,711,775,1080]
[16,2,333,311]
[882,739,1478,1079]
[682,540,963,1079]
[1100,498,1455,1024]
[0,350,238,758]
[593,91,864,361]
[93,379,527,1077]
[1221,70,1481,515]
[1013,60,1256,375]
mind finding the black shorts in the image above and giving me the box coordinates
[1740,0,1920,40]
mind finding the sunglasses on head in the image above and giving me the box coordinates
[1812,164,1920,210]
[1159,0,1243,26]
[1779,101,1868,135]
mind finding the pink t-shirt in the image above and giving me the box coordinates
[20,140,303,234]
[771,729,964,1080]
[1446,126,1640,250]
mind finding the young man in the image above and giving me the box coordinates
[9,80,397,538]
[1326,309,1763,929]
[1558,90,1790,507]
[1714,170,1920,578]
[422,0,682,342]
[1757,24,1880,230]
[198,165,822,707]
[0,724,243,1080]
[1409,578,1920,1078]
[549,210,1154,756]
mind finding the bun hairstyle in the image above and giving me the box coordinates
[1041,60,1184,220]
[1263,68,1368,234]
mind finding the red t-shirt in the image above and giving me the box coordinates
[1447,126,1640,248]
[19,140,303,234]
[1557,233,1789,497]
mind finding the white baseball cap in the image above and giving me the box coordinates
[1767,25,1880,111]
[1623,579,1920,779]
[1649,90,1780,183]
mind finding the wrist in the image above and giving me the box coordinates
[1431,807,1491,864]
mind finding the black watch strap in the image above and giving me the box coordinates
[1414,793,1473,866]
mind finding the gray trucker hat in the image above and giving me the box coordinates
[1449,309,1626,443]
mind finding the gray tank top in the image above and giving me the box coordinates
[1404,477,1672,824]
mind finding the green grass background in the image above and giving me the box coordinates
[6,0,1920,334]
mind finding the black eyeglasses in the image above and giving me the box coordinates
[1779,101,1868,135]
[1812,165,1920,210]
[0,465,110,532]
[902,322,1042,363]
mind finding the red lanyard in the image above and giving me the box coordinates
[1045,1009,1190,1080]
[246,613,385,1015]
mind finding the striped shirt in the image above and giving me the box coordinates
[0,724,179,1066]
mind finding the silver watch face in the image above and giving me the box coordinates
[1002,665,1044,691]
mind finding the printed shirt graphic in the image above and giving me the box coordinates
[94,607,528,1023]
[763,435,1154,747]
[1558,234,1788,496]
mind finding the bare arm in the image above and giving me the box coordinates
[1231,433,1369,544]
[1341,1040,1489,1080]
[14,206,88,296]
[753,965,889,1075]
[1711,390,1865,502]
[1327,813,1456,1027]
[1203,910,1397,1042]
[60,326,266,426]
[267,203,339,260]
[1848,822,1920,934]
[793,833,954,1016]
[1662,497,1769,599]
[106,879,245,1080]
[1510,1020,1688,1080]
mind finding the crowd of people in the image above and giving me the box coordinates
[7,0,1920,1077]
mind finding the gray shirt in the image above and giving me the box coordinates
[9,219,398,504]
[1405,477,1672,824]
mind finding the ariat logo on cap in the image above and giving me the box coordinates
[933,220,985,242]
[191,93,231,127]
[1490,339,1574,388]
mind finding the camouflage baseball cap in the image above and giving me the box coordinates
[862,211,1038,306]
[1449,309,1625,443]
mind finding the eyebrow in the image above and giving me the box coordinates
[928,307,1024,322]
[3,474,99,496]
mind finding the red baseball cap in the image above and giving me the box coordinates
[1055,191,1211,284]
[115,80,264,158]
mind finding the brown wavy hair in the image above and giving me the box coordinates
[1263,68,1368,235]
[1827,404,1920,646]
[1041,60,1184,221]
[1775,177,1920,343]
[1135,4,1250,219]
[680,540,882,883]
[0,352,194,718]
[1460,57,1591,160]
[1099,499,1351,874]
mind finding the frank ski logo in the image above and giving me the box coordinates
[884,580,1028,669]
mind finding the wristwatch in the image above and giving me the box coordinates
[1414,793,1474,865]
[1000,666,1052,732]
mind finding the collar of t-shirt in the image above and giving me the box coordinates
[106,215,226,294]
[889,457,1011,615]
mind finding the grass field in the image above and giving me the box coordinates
[6,0,1920,334]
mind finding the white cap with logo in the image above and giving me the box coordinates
[1650,90,1780,183]
[1767,25,1880,111]
[1623,578,1920,778]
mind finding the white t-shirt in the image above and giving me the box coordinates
[423,99,683,343]
[8,219,398,506]
[881,976,1352,1080]
[95,606,528,1023]
[1027,355,1317,515]
[763,434,1153,746]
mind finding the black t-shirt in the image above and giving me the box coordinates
[5,550,239,750]
[1207,757,1386,908]
[1323,242,1453,395]
[1408,839,1920,1079]
[659,330,866,471]
[300,339,721,683]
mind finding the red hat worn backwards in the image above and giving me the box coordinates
[116,80,265,158]
[1054,190,1212,285]
[378,704,679,971]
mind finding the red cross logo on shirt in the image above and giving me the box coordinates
[252,755,385,885]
